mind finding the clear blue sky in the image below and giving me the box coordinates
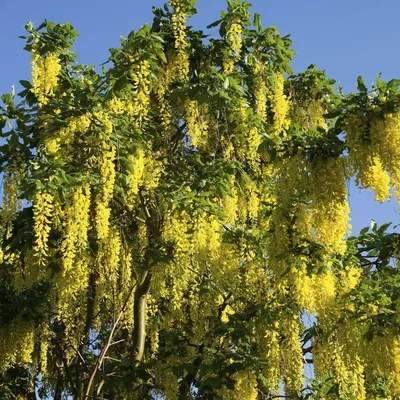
[1,0,399,233]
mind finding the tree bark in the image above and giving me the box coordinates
[54,369,63,400]
[131,270,152,362]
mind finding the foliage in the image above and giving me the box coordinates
[1,0,400,399]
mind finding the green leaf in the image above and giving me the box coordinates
[207,19,222,29]
[223,78,230,89]
[253,13,262,31]
[19,80,32,90]
[357,76,367,93]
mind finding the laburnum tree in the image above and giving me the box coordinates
[1,0,400,398]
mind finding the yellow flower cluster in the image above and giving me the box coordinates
[130,58,151,125]
[233,100,248,159]
[338,265,362,294]
[223,176,239,223]
[288,259,336,310]
[346,116,390,202]
[31,52,61,106]
[356,335,400,398]
[169,0,190,81]
[232,100,261,166]
[245,180,260,221]
[289,263,315,311]
[60,185,91,270]
[218,371,258,400]
[313,340,366,400]
[44,113,91,157]
[271,73,290,139]
[224,20,243,74]
[253,62,267,121]
[308,98,327,130]
[156,78,173,134]
[311,157,350,254]
[310,265,374,400]
[258,323,281,392]
[267,156,310,264]
[280,315,303,393]
[97,228,121,303]
[33,191,54,263]
[362,157,391,202]
[38,323,50,374]
[313,269,336,316]
[192,213,221,260]
[0,318,35,373]
[371,112,400,198]
[127,148,146,206]
[109,96,126,115]
[95,147,116,241]
[58,184,91,316]
[118,247,134,326]
[390,340,400,396]
[185,100,209,149]
[162,210,192,309]
[247,127,262,169]
[142,156,163,191]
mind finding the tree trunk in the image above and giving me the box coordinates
[131,270,152,362]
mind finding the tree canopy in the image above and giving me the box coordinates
[1,0,400,399]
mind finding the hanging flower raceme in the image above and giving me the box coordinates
[129,57,151,124]
[231,99,261,167]
[161,209,192,310]
[223,18,243,74]
[0,318,35,374]
[156,76,173,134]
[313,340,366,400]
[217,370,258,400]
[280,314,304,394]
[245,179,260,221]
[308,98,327,130]
[185,100,209,149]
[257,320,281,393]
[346,114,390,202]
[94,112,115,242]
[95,147,116,241]
[310,156,350,255]
[271,73,290,139]
[33,191,54,264]
[58,183,91,320]
[118,246,134,326]
[44,113,91,157]
[253,61,267,121]
[169,0,190,81]
[223,175,239,223]
[127,148,146,207]
[371,112,400,198]
[31,51,61,106]
[97,227,121,305]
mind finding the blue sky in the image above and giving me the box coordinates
[1,0,399,233]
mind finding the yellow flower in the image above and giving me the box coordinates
[33,191,54,263]
[31,52,61,106]
[271,73,290,139]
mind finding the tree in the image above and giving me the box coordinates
[1,0,400,398]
